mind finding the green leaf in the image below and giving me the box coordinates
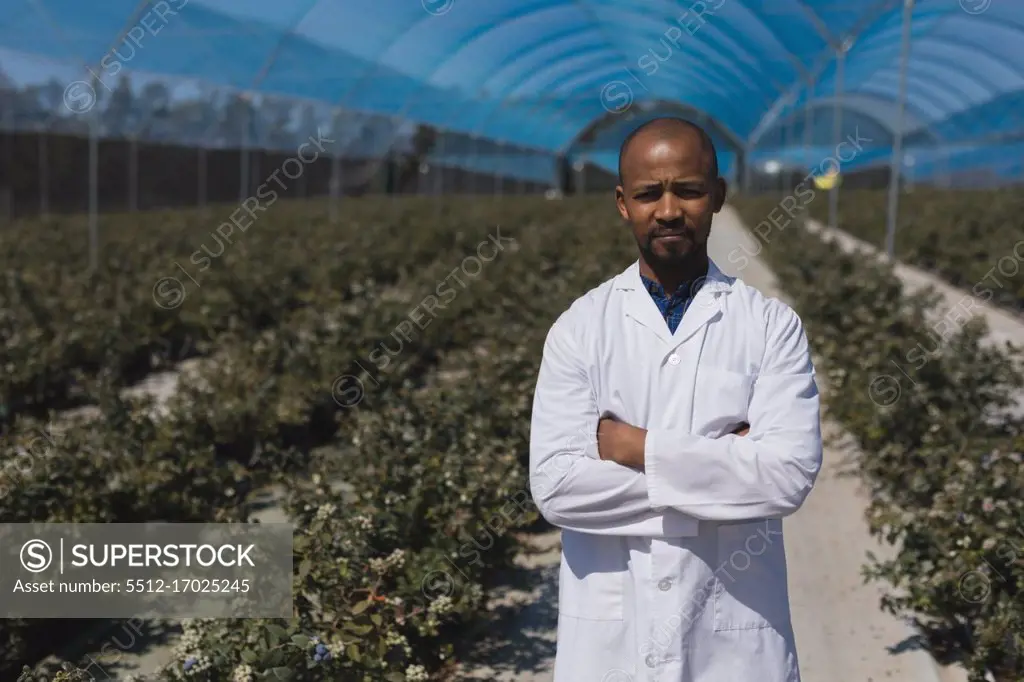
[370,613,382,626]
[266,624,288,640]
[350,599,371,614]
[264,625,283,648]
[346,643,361,663]
[290,634,310,647]
[241,649,258,663]
[267,666,293,680]
[343,622,373,635]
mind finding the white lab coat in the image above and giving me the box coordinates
[529,258,822,682]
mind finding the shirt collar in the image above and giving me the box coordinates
[612,258,735,296]
[639,269,706,301]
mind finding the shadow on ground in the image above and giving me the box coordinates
[29,619,182,681]
[452,529,561,681]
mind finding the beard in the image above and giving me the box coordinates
[638,224,709,268]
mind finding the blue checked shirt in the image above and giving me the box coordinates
[640,274,704,334]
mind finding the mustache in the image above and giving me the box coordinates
[650,224,692,237]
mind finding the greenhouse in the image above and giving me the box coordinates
[2,1,1023,681]
[3,1,1022,221]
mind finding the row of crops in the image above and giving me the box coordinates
[3,191,1022,680]
[2,197,635,681]
[733,195,1024,682]
[804,187,1024,316]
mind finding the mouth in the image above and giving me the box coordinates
[653,232,688,242]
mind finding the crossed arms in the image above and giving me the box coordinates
[596,418,749,470]
[527,304,823,537]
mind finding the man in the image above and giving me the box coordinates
[528,117,822,682]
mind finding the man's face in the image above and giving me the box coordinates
[615,133,726,267]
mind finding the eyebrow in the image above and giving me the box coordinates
[631,178,707,190]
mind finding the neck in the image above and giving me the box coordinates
[639,248,709,293]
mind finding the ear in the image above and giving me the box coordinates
[615,186,629,221]
[712,177,727,213]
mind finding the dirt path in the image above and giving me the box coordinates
[803,217,1023,351]
[452,530,561,681]
[709,206,951,682]
[798,213,1024,682]
[803,216,1024,421]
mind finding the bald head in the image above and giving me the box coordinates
[617,117,719,186]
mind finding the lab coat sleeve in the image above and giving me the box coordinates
[644,301,823,521]
[529,311,698,537]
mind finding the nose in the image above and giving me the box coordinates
[653,192,683,223]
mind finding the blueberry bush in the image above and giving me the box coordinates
[9,196,634,681]
[732,195,1024,682]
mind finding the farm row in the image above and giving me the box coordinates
[6,191,1023,680]
[0,198,586,425]
[4,197,635,681]
[733,195,1024,682]
[803,187,1024,315]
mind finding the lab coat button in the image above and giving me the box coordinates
[645,653,657,668]
[668,354,680,365]
[658,578,672,591]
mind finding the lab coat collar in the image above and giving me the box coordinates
[614,257,734,347]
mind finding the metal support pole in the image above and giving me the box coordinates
[239,98,249,202]
[575,159,586,195]
[38,124,49,216]
[329,148,342,223]
[294,107,305,197]
[198,147,207,210]
[742,146,753,193]
[251,141,261,200]
[885,0,914,259]
[469,134,477,195]
[773,123,782,196]
[477,135,485,195]
[435,133,445,196]
[328,110,341,223]
[828,47,845,232]
[88,107,99,273]
[1,89,11,224]
[779,118,789,197]
[800,89,816,227]
[198,101,210,213]
[513,148,521,195]
[496,141,504,198]
[518,149,526,195]
[376,125,389,195]
[789,105,800,188]
[129,134,138,212]
[802,86,813,172]
[329,146,342,219]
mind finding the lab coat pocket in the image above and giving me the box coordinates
[692,368,755,437]
[713,519,791,631]
[557,531,626,621]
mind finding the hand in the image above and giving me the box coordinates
[731,421,750,437]
[597,417,647,469]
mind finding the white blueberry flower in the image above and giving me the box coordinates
[314,503,336,521]
[405,664,429,682]
[428,595,454,616]
[231,664,255,682]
